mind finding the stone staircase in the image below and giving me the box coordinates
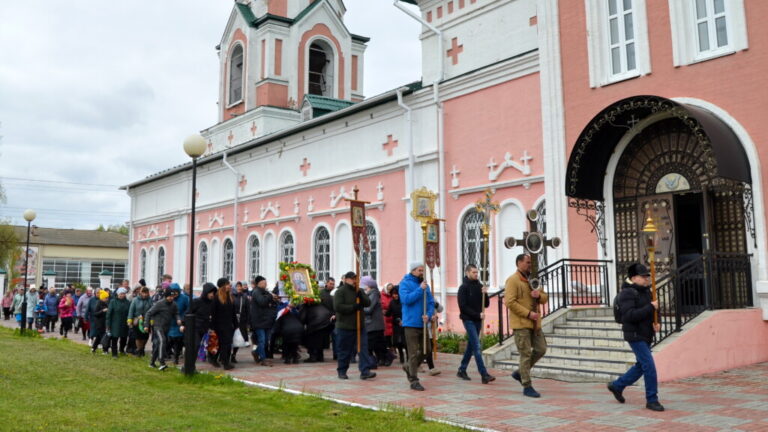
[491,307,636,382]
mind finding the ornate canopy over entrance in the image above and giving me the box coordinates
[565,95,751,202]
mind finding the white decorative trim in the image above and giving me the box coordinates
[293,197,300,215]
[244,215,299,228]
[146,225,160,239]
[195,225,235,236]
[260,201,280,219]
[329,186,353,208]
[486,151,532,181]
[137,236,169,244]
[307,202,385,220]
[584,0,651,88]
[538,0,570,261]
[376,182,384,201]
[449,175,544,199]
[208,211,225,228]
[307,196,315,212]
[450,165,461,188]
[668,0,748,67]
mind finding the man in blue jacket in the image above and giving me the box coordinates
[399,262,435,391]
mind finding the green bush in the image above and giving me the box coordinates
[436,330,500,353]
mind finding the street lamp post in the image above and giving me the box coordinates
[20,209,36,334]
[642,209,659,326]
[183,134,206,375]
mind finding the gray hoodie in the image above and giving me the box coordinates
[364,287,385,333]
[145,297,179,332]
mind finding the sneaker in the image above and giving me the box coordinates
[481,374,496,384]
[338,373,349,380]
[511,370,522,384]
[149,363,157,368]
[523,387,541,398]
[223,363,235,371]
[428,369,441,376]
[646,402,665,412]
[410,381,425,391]
[360,372,377,380]
[251,350,260,363]
[158,364,168,371]
[259,360,274,367]
[457,370,471,381]
[230,355,238,364]
[607,383,625,403]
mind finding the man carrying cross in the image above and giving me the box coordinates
[505,253,548,398]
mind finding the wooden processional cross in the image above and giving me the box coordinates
[474,189,500,331]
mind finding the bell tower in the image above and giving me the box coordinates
[204,0,368,154]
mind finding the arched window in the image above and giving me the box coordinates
[461,209,488,282]
[313,227,331,283]
[248,236,260,279]
[308,41,334,97]
[223,239,234,281]
[229,45,244,104]
[361,221,377,280]
[280,231,294,263]
[157,247,165,286]
[199,242,208,284]
[534,200,548,269]
[139,249,147,281]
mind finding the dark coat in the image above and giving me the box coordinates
[87,297,108,337]
[364,288,385,332]
[300,302,333,334]
[233,291,250,338]
[275,307,303,344]
[211,294,238,345]
[457,276,490,322]
[618,280,655,344]
[319,288,334,313]
[145,298,179,333]
[250,287,278,330]
[333,283,370,331]
[106,297,130,338]
[189,283,216,333]
[385,296,404,345]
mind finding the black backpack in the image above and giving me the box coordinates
[612,287,638,324]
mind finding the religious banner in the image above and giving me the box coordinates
[349,199,370,255]
[425,218,440,269]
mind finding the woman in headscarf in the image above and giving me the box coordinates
[106,288,131,358]
[88,290,110,354]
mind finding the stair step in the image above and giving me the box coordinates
[553,325,624,337]
[566,317,621,326]
[547,334,627,348]
[504,352,634,371]
[545,344,634,360]
[495,359,626,382]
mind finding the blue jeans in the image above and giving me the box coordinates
[251,328,269,360]
[459,320,488,377]
[336,328,375,375]
[612,340,658,403]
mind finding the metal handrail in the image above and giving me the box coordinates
[488,259,612,346]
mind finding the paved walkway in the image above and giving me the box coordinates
[7,320,768,431]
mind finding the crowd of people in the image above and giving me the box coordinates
[2,255,662,409]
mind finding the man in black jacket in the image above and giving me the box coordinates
[607,263,664,412]
[334,272,376,380]
[189,282,217,365]
[249,276,278,366]
[145,289,181,371]
[456,264,495,384]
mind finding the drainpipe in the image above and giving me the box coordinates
[394,0,448,324]
[222,152,241,282]
[397,87,417,265]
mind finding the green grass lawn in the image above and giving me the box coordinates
[0,328,462,431]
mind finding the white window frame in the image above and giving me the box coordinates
[306,37,336,98]
[669,0,747,66]
[585,0,651,87]
[227,43,245,107]
[360,220,378,281]
[198,241,208,286]
[313,225,331,283]
[156,246,165,287]
[139,248,147,281]
[279,230,295,264]
[222,238,234,281]
[247,234,260,280]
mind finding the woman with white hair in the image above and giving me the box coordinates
[106,288,131,358]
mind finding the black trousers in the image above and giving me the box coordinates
[44,315,58,331]
[305,327,331,360]
[367,330,388,363]
[169,336,184,361]
[110,336,127,356]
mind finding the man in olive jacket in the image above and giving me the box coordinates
[504,254,549,398]
[333,272,376,380]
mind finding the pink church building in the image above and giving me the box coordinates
[124,0,768,380]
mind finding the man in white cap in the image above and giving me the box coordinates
[398,262,435,391]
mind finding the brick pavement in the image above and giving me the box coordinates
[6,320,768,432]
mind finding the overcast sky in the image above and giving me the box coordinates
[0,1,421,230]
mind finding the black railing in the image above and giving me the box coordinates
[654,252,752,345]
[489,259,612,345]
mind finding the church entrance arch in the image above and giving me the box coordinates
[565,95,757,308]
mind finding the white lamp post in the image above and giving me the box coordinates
[20,209,36,334]
[183,133,206,376]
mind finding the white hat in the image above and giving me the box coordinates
[409,261,424,271]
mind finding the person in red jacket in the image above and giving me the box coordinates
[380,283,396,365]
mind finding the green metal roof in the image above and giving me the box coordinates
[235,2,257,25]
[304,94,355,113]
